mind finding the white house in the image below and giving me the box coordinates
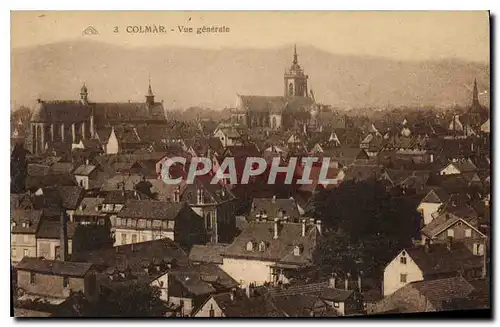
[383,241,485,296]
[417,188,449,225]
[220,219,320,287]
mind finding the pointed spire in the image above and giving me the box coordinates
[147,76,154,96]
[293,44,298,65]
[472,77,479,106]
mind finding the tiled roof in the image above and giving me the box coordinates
[250,198,301,222]
[73,197,105,217]
[207,291,285,317]
[57,186,85,210]
[93,102,165,123]
[405,242,484,276]
[11,209,43,234]
[73,164,96,176]
[49,162,74,174]
[222,221,318,265]
[189,244,228,265]
[16,257,93,277]
[71,238,188,272]
[181,179,236,205]
[421,188,450,204]
[117,200,185,220]
[31,101,92,123]
[239,95,286,113]
[36,218,77,240]
[410,277,475,311]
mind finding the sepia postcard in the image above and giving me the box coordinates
[10,11,491,318]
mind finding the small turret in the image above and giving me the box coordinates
[80,82,88,105]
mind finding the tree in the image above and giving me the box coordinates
[93,283,168,317]
[309,179,420,277]
[10,143,28,193]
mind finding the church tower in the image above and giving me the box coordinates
[472,77,480,108]
[284,45,309,97]
[80,83,88,105]
[145,78,155,106]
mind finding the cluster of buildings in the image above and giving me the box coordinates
[11,46,490,317]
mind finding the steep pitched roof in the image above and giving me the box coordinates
[250,198,301,222]
[239,95,286,113]
[117,200,186,220]
[11,209,43,234]
[16,257,94,277]
[405,243,484,277]
[421,188,450,204]
[222,221,318,265]
[409,277,475,311]
[73,164,96,176]
[36,219,77,240]
[31,101,92,123]
[189,244,228,265]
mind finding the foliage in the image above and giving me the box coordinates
[72,224,114,253]
[10,143,28,193]
[92,283,168,317]
[309,179,420,277]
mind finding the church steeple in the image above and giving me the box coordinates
[80,82,88,105]
[472,77,479,107]
[293,44,298,65]
[284,44,309,97]
[145,77,155,106]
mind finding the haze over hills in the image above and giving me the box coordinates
[11,40,490,111]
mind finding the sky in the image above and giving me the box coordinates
[11,11,490,62]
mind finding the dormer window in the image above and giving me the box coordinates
[246,241,254,251]
[258,241,268,252]
[293,244,304,256]
[400,251,407,264]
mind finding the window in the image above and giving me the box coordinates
[246,241,254,251]
[30,272,36,284]
[447,229,454,238]
[333,302,340,308]
[400,256,407,265]
[259,242,267,252]
[465,229,472,238]
[206,213,212,229]
[209,304,215,317]
[131,234,137,243]
[293,245,302,256]
[168,221,175,229]
[121,234,127,245]
[116,218,121,226]
[23,249,28,257]
[63,276,69,288]
[55,246,61,260]
[400,274,407,283]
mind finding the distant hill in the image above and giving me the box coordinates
[11,40,490,111]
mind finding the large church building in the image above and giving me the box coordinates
[231,45,316,130]
[28,81,166,155]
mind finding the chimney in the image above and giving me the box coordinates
[273,218,280,239]
[60,210,69,261]
[230,289,236,301]
[301,219,306,237]
[174,186,180,203]
[329,274,336,289]
[446,236,453,251]
[344,273,350,290]
[85,158,89,165]
[316,220,322,235]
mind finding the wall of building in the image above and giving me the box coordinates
[113,228,174,246]
[434,222,484,242]
[383,251,424,296]
[75,175,89,190]
[17,270,84,299]
[417,202,442,226]
[193,297,224,317]
[11,233,37,264]
[150,273,169,302]
[36,239,73,260]
[221,257,275,287]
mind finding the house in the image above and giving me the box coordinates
[373,277,476,313]
[72,197,107,225]
[167,264,239,316]
[417,188,450,226]
[383,240,485,296]
[11,209,43,264]
[214,126,244,147]
[105,126,147,155]
[220,219,320,287]
[480,118,490,134]
[36,217,76,260]
[71,238,190,304]
[440,159,477,175]
[15,257,99,303]
[73,163,97,190]
[189,244,228,266]
[180,178,238,244]
[420,212,486,245]
[249,197,301,223]
[265,277,362,316]
[113,200,206,247]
